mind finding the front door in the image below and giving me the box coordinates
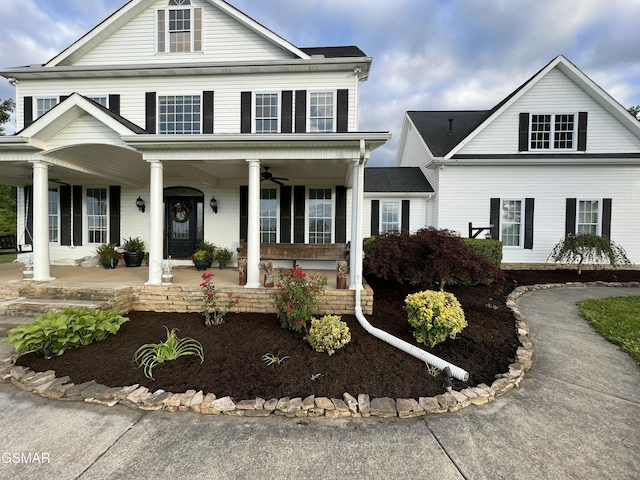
[166,196,197,259]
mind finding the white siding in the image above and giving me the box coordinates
[16,72,356,133]
[436,165,640,264]
[46,114,125,149]
[73,0,294,67]
[459,68,640,155]
[397,123,431,167]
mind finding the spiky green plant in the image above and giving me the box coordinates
[133,327,204,380]
[548,233,631,275]
[261,352,289,366]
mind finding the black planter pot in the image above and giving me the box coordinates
[123,251,145,267]
[100,259,119,269]
[194,259,209,271]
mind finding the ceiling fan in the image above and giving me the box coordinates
[260,166,289,186]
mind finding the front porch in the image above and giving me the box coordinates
[0,263,373,317]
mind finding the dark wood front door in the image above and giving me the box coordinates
[166,197,196,259]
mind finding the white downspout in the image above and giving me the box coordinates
[351,141,469,382]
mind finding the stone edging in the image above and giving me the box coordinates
[2,281,636,419]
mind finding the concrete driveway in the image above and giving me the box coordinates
[0,286,638,479]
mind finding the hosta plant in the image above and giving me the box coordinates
[133,326,204,380]
[3,307,129,359]
[305,315,351,355]
[275,265,327,333]
[405,290,467,347]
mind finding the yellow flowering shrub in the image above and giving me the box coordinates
[305,315,351,355]
[404,290,466,347]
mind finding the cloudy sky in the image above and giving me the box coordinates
[1,0,639,165]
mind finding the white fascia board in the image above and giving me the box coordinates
[429,156,640,167]
[445,56,566,160]
[211,0,310,59]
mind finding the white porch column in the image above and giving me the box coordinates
[30,160,54,281]
[146,160,164,285]
[245,159,261,288]
[349,158,362,290]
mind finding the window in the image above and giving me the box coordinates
[577,200,600,235]
[309,92,335,132]
[158,95,201,134]
[157,2,202,53]
[88,96,108,107]
[36,97,58,118]
[530,114,575,150]
[260,189,278,243]
[501,200,522,247]
[255,93,279,133]
[86,188,108,244]
[48,188,59,243]
[380,201,400,233]
[308,188,332,243]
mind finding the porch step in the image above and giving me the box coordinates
[0,298,109,319]
[0,315,34,338]
[19,284,131,301]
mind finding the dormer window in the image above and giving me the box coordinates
[157,1,202,53]
[530,114,575,150]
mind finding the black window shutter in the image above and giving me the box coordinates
[203,91,214,134]
[240,92,251,134]
[239,186,248,242]
[295,90,307,133]
[602,198,612,238]
[109,186,121,246]
[401,200,410,232]
[577,112,588,151]
[60,186,72,246]
[280,185,292,243]
[335,186,347,243]
[524,198,534,249]
[371,200,380,237]
[281,91,293,134]
[519,113,529,152]
[73,185,83,246]
[490,198,500,240]
[108,95,120,116]
[60,95,70,103]
[293,186,305,243]
[337,89,348,133]
[565,198,577,236]
[25,185,33,245]
[24,97,33,128]
[145,92,156,134]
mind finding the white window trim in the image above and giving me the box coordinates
[87,96,109,108]
[34,96,59,119]
[157,93,203,134]
[500,198,524,248]
[379,199,402,234]
[576,198,602,236]
[156,6,201,54]
[307,90,337,133]
[253,92,281,134]
[529,112,578,152]
[84,187,109,245]
[48,187,60,245]
[260,187,280,243]
[305,187,335,244]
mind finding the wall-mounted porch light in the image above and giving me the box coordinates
[210,196,218,213]
[136,196,146,213]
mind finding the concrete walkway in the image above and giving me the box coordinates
[0,286,638,479]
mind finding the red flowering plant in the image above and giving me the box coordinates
[275,265,328,333]
[200,273,238,326]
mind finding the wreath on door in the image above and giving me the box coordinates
[171,202,190,223]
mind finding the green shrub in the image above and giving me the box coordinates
[133,326,204,380]
[463,238,503,267]
[548,233,631,274]
[405,290,466,347]
[305,315,351,355]
[3,307,129,358]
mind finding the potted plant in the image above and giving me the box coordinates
[96,243,122,269]
[199,241,217,268]
[215,247,233,269]
[192,250,211,271]
[122,237,146,267]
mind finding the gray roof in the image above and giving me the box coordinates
[300,46,367,58]
[364,167,434,193]
[407,111,491,157]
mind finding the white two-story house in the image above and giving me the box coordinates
[0,0,390,286]
[396,55,640,267]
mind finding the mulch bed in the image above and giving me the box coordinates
[16,269,639,400]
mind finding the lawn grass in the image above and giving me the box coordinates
[0,255,16,265]
[578,296,640,367]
